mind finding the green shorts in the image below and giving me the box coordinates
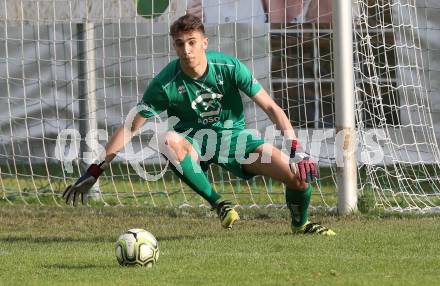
[185,129,265,180]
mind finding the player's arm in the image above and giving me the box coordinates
[232,56,317,181]
[250,89,318,182]
[63,75,168,205]
[103,113,147,163]
[233,57,295,139]
[250,88,296,141]
[62,113,147,205]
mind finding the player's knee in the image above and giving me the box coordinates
[160,131,191,162]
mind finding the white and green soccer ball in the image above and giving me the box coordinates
[115,228,159,267]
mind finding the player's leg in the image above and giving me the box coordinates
[159,131,239,228]
[158,131,221,206]
[242,143,335,235]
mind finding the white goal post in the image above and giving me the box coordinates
[1,0,440,212]
[334,0,357,214]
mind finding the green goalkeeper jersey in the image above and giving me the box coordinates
[137,51,262,134]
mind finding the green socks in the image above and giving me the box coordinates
[170,154,220,207]
[285,184,313,227]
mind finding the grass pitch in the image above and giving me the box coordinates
[0,206,439,286]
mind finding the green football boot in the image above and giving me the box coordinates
[215,200,240,229]
[292,221,336,236]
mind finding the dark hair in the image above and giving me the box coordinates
[170,14,205,38]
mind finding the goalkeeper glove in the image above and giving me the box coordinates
[289,139,318,183]
[62,161,107,206]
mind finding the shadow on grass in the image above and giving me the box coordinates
[158,233,219,241]
[0,236,115,243]
[0,233,223,244]
[42,263,110,270]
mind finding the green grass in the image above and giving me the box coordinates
[0,163,339,207]
[1,206,439,286]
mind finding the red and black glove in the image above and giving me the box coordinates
[289,139,318,183]
[62,161,107,205]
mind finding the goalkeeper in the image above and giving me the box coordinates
[63,14,335,236]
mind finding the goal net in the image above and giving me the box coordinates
[1,0,439,211]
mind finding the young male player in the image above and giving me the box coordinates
[63,14,335,236]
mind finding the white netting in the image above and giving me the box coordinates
[1,0,440,211]
[353,0,440,211]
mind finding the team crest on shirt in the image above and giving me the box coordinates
[191,93,223,125]
[178,85,186,94]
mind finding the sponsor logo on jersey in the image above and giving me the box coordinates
[191,92,223,125]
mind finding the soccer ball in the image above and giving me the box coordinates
[115,228,159,267]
